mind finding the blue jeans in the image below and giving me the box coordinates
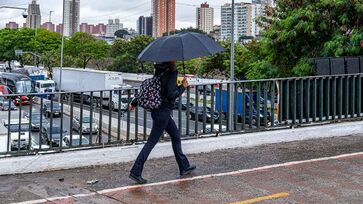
[130,107,190,176]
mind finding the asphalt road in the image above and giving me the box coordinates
[0,135,362,203]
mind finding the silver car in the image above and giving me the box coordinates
[72,116,98,134]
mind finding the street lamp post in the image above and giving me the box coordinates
[0,6,28,18]
[59,0,65,94]
[229,0,235,130]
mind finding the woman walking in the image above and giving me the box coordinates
[129,61,196,184]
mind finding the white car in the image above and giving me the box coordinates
[205,124,227,133]
[62,135,90,147]
[3,119,30,151]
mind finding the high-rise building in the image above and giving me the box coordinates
[196,2,214,34]
[79,23,89,33]
[152,0,175,37]
[26,0,41,29]
[137,16,153,36]
[63,0,80,36]
[221,2,266,40]
[94,23,107,35]
[56,24,63,34]
[106,19,124,37]
[6,22,19,29]
[41,22,55,32]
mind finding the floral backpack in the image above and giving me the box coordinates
[136,74,164,111]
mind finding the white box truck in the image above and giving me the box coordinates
[53,68,131,111]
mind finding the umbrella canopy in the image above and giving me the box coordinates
[138,32,225,63]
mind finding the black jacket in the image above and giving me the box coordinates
[132,68,185,109]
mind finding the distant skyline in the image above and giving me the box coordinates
[0,0,252,29]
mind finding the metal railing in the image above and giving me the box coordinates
[1,73,363,157]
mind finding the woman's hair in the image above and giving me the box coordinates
[154,61,176,73]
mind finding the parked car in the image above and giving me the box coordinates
[41,125,68,147]
[72,116,98,134]
[25,112,49,132]
[42,101,61,117]
[3,119,30,150]
[188,106,219,123]
[0,100,17,111]
[238,105,271,126]
[174,97,194,110]
[62,135,90,147]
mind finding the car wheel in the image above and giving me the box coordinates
[190,114,195,120]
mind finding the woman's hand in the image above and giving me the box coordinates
[182,77,189,88]
[129,104,136,111]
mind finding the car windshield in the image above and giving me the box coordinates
[41,83,54,88]
[82,117,93,123]
[16,80,33,94]
[7,124,30,132]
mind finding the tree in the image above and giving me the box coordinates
[254,0,363,77]
[65,32,110,69]
[114,29,129,38]
[163,27,207,36]
[110,35,154,73]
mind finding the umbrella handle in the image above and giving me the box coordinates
[182,61,185,76]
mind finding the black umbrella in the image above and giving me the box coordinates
[138,32,225,74]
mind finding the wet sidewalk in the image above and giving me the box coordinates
[1,135,363,204]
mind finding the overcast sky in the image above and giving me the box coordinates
[0,0,252,29]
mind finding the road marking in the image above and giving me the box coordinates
[12,151,363,204]
[229,192,289,204]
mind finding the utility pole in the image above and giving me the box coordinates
[229,0,235,130]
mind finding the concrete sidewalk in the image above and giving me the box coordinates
[1,135,362,204]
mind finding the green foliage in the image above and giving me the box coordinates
[163,27,207,36]
[110,35,154,73]
[65,32,110,69]
[114,29,129,38]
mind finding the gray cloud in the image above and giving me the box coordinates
[0,0,246,29]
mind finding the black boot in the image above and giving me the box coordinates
[129,173,147,184]
[180,165,196,176]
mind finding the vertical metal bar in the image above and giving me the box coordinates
[234,83,238,130]
[69,93,73,148]
[194,85,199,135]
[89,92,94,146]
[60,93,64,151]
[249,83,253,128]
[306,79,310,123]
[286,80,290,124]
[134,90,139,143]
[80,92,84,146]
[28,97,33,151]
[263,82,268,127]
[126,90,131,142]
[18,97,22,152]
[312,78,317,122]
[358,76,362,117]
[210,85,215,133]
[292,79,297,125]
[218,84,223,132]
[98,91,103,145]
[39,97,44,150]
[7,98,11,153]
[226,83,231,131]
[332,77,337,120]
[339,76,343,119]
[319,78,324,121]
[186,87,190,136]
[178,94,182,136]
[202,85,207,133]
[351,76,356,117]
[256,82,261,129]
[241,83,246,129]
[278,81,283,123]
[270,81,275,127]
[143,109,147,141]
[108,91,112,143]
[117,90,121,142]
[48,95,53,150]
[326,77,330,120]
[299,79,303,124]
[345,76,349,118]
